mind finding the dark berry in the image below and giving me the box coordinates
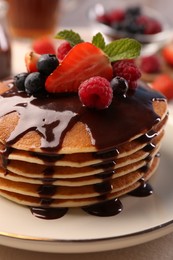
[78,76,113,109]
[126,6,141,17]
[37,54,59,75]
[24,72,45,94]
[111,76,129,96]
[14,72,29,91]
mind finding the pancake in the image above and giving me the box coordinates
[0,79,168,218]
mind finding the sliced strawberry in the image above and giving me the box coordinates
[151,74,173,100]
[25,51,40,73]
[32,37,56,55]
[45,42,113,93]
[162,44,173,66]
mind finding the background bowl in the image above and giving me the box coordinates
[88,1,171,46]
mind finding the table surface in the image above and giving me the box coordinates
[2,0,173,259]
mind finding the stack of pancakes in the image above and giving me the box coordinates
[0,81,168,210]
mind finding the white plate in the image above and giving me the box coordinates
[0,106,173,254]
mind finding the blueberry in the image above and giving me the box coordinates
[111,76,129,97]
[126,6,141,17]
[24,72,45,94]
[37,54,59,75]
[14,72,29,91]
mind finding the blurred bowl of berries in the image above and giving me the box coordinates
[88,2,171,45]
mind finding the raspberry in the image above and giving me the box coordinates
[112,60,141,89]
[78,76,113,109]
[140,55,161,73]
[57,41,72,61]
[96,14,110,24]
[107,9,125,23]
[136,16,162,34]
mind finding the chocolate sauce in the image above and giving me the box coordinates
[0,83,165,151]
[82,198,123,217]
[93,148,119,159]
[138,129,158,143]
[143,142,156,152]
[129,178,153,197]
[30,207,68,219]
[38,184,56,196]
[94,181,113,194]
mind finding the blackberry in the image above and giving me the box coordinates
[111,76,129,97]
[37,54,59,76]
[14,72,29,91]
[126,6,141,17]
[24,72,45,94]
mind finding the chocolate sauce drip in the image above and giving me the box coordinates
[93,148,119,159]
[96,169,115,179]
[32,152,64,162]
[0,83,165,151]
[38,184,56,196]
[42,166,55,176]
[145,155,152,162]
[129,178,153,197]
[155,152,160,158]
[30,207,68,219]
[94,181,113,194]
[92,160,116,169]
[140,164,150,173]
[138,129,158,143]
[1,147,12,168]
[82,198,123,217]
[143,142,156,152]
[41,178,57,184]
[40,198,54,206]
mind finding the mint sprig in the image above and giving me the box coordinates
[92,32,106,50]
[104,38,141,62]
[55,29,84,46]
[55,29,141,61]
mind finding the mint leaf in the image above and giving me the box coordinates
[92,32,106,50]
[104,38,141,62]
[55,29,84,46]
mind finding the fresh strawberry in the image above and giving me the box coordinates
[151,74,173,100]
[25,51,40,73]
[57,41,72,61]
[45,42,113,93]
[162,44,173,66]
[32,37,56,55]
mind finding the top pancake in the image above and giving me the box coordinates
[0,80,168,154]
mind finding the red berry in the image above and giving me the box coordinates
[25,51,41,73]
[57,41,72,61]
[107,9,125,23]
[96,14,110,24]
[162,44,173,66]
[136,15,162,34]
[112,60,141,89]
[32,37,56,55]
[45,42,113,93]
[78,76,113,109]
[140,55,161,73]
[151,74,173,100]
